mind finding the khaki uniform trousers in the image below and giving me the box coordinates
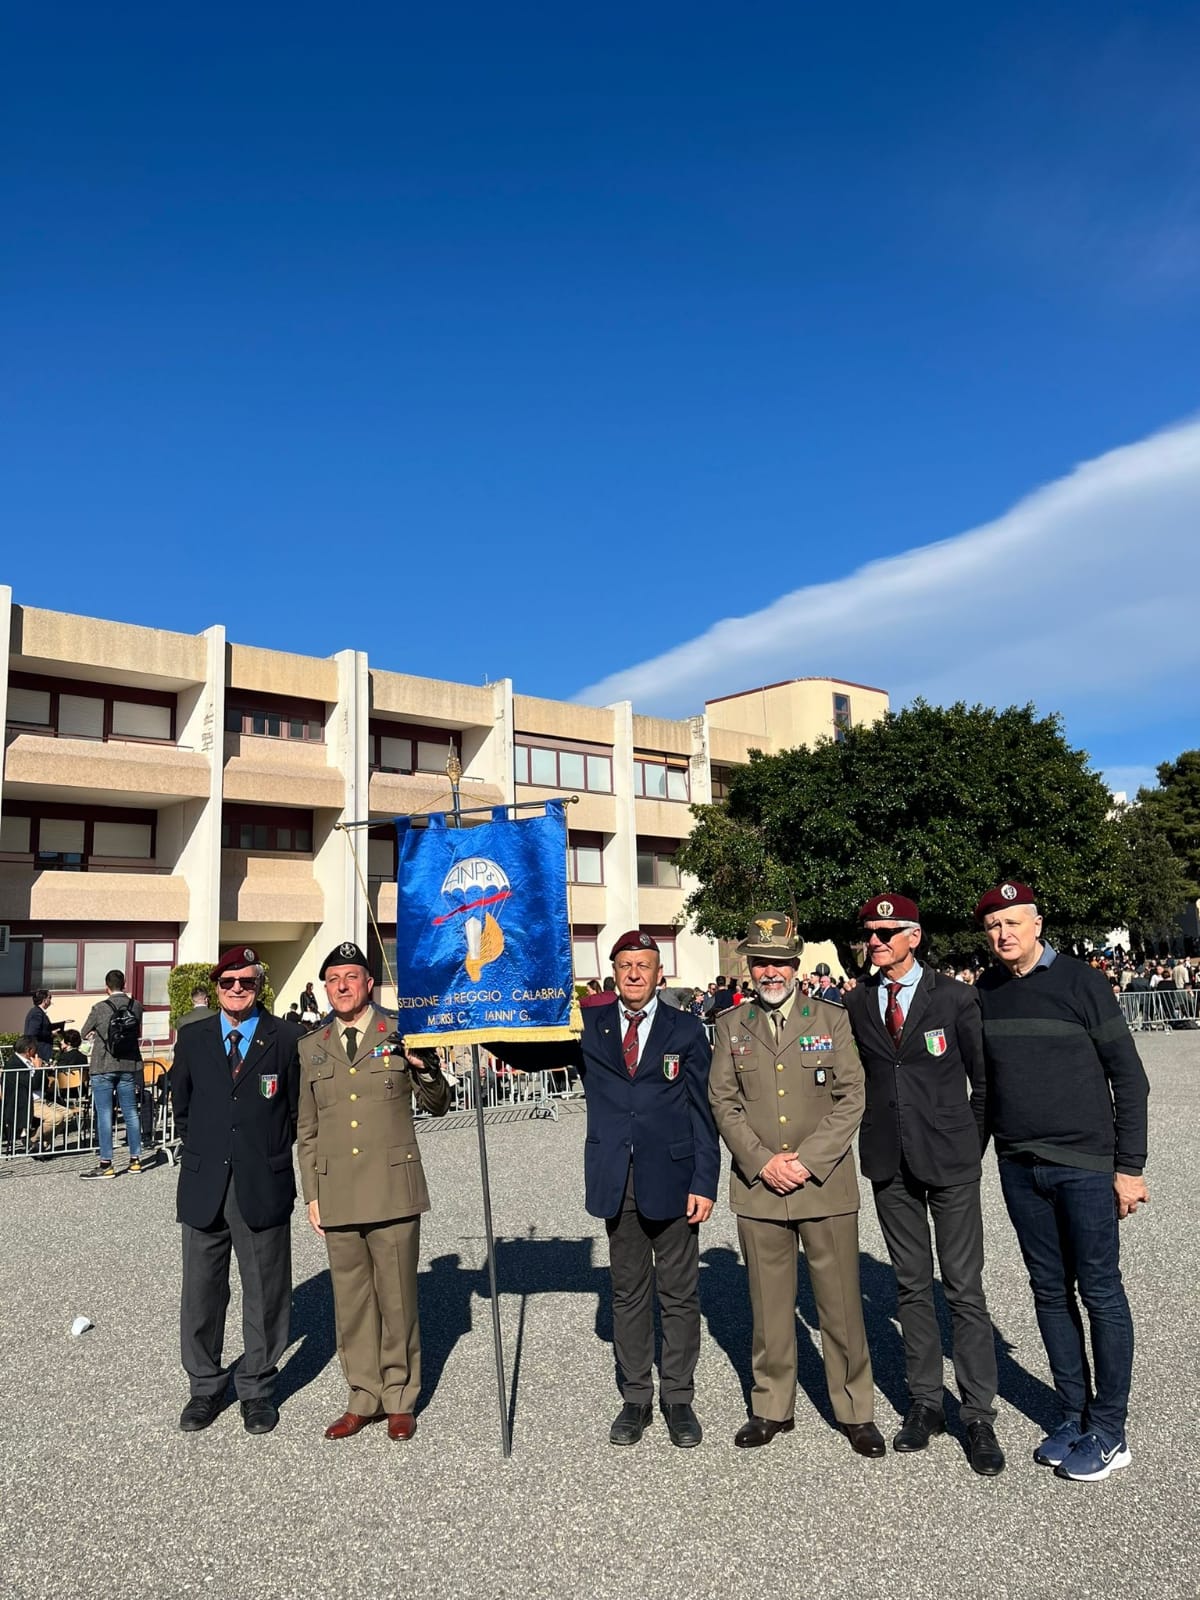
[738,1210,874,1426]
[324,1214,421,1416]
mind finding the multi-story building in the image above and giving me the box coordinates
[0,587,888,1039]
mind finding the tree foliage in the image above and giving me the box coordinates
[1136,750,1200,898]
[1111,801,1195,949]
[168,962,276,1028]
[678,701,1131,967]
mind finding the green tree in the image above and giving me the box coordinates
[1136,751,1200,897]
[677,701,1128,969]
[1113,801,1195,950]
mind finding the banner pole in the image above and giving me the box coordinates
[447,755,512,1459]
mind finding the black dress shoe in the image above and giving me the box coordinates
[240,1398,279,1435]
[734,1415,795,1449]
[893,1402,947,1453]
[609,1402,653,1445]
[179,1395,223,1433]
[661,1402,703,1448]
[966,1420,1006,1477]
[842,1421,886,1458]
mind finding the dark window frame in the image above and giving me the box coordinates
[7,670,178,745]
[368,720,462,775]
[0,800,159,871]
[832,692,852,743]
[633,752,691,802]
[568,830,605,886]
[513,737,614,794]
[220,804,315,854]
[636,837,682,889]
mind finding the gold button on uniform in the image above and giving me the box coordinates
[349,1093,358,1101]
[777,1087,785,1097]
[350,1120,358,1128]
[779,1115,787,1124]
[782,1142,790,1150]
[349,1067,357,1075]
[776,1063,784,1071]
[351,1147,360,1156]
[406,1153,414,1161]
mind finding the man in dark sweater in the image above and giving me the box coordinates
[975,881,1149,1484]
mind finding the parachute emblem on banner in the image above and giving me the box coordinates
[434,856,512,981]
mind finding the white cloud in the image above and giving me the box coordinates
[574,417,1200,741]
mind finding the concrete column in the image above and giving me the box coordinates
[0,587,12,847]
[675,711,717,983]
[603,699,637,952]
[175,624,225,965]
[314,648,369,951]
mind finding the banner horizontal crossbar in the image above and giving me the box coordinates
[335,795,579,830]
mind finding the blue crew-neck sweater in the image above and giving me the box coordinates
[976,951,1148,1175]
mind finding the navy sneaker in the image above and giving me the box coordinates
[1032,1418,1083,1467]
[1054,1431,1132,1482]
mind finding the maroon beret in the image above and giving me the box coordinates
[974,881,1037,924]
[609,929,660,960]
[859,893,920,926]
[211,945,260,980]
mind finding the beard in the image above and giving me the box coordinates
[753,975,797,1008]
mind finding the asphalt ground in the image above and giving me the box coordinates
[1,1035,1197,1600]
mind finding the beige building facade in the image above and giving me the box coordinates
[0,587,888,1038]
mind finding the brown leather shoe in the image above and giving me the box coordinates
[842,1421,887,1458]
[387,1412,416,1441]
[324,1410,382,1440]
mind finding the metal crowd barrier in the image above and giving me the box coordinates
[1117,988,1200,1032]
[435,1048,579,1122]
[0,1044,178,1165]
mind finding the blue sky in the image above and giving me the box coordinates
[5,3,1199,794]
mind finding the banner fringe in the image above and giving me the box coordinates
[402,1026,581,1050]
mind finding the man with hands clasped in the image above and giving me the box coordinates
[297,942,449,1443]
[709,914,884,1456]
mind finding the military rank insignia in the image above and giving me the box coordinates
[924,1029,948,1057]
[798,1035,834,1052]
[259,1074,279,1099]
[663,1054,680,1081]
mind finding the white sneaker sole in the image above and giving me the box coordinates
[1057,1445,1132,1481]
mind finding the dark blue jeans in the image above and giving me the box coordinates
[90,1071,142,1164]
[999,1156,1134,1446]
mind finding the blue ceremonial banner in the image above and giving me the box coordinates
[393,799,580,1047]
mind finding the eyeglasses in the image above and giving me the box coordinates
[865,927,910,944]
[217,975,258,991]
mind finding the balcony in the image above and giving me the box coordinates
[3,732,210,806]
[220,850,324,925]
[222,734,346,809]
[0,865,188,923]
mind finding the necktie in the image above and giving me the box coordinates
[343,1026,359,1060]
[885,982,904,1044]
[771,1009,785,1045]
[622,1010,645,1076]
[227,1029,243,1080]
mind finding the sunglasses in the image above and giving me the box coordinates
[865,927,910,944]
[217,975,258,991]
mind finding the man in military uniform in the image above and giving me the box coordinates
[297,942,450,1441]
[709,914,883,1454]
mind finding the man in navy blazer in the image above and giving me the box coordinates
[492,929,718,1446]
[583,930,718,1447]
[171,945,300,1437]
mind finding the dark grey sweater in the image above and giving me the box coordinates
[977,951,1148,1175]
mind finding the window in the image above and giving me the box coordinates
[0,804,156,871]
[514,739,613,793]
[225,690,325,742]
[368,825,397,881]
[643,929,678,979]
[6,672,177,744]
[83,941,128,991]
[637,839,682,889]
[833,692,852,743]
[633,753,690,802]
[42,941,80,989]
[1,929,180,997]
[368,722,461,775]
[568,831,604,885]
[572,928,600,981]
[710,763,738,803]
[221,805,314,853]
